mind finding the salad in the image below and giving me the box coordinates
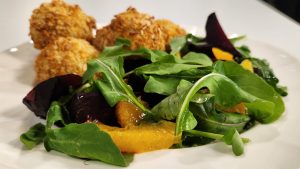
[20,13,287,167]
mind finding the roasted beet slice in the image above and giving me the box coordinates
[205,13,242,59]
[23,74,82,119]
[67,92,118,126]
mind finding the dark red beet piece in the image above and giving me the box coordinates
[67,92,119,126]
[23,74,82,119]
[205,13,242,59]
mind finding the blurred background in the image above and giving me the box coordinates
[263,0,300,23]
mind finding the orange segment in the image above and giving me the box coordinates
[219,102,247,115]
[212,47,234,61]
[115,101,144,128]
[96,121,180,153]
[240,59,254,72]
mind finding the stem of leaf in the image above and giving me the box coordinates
[185,130,250,143]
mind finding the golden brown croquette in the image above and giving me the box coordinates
[30,0,96,49]
[35,37,98,83]
[93,7,166,51]
[155,19,187,43]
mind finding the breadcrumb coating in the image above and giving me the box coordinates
[30,0,96,49]
[35,37,99,83]
[155,19,186,43]
[93,7,166,51]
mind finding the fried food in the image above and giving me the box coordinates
[96,121,180,153]
[35,37,98,83]
[155,19,187,43]
[30,0,96,49]
[93,7,166,51]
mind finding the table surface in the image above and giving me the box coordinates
[0,0,300,59]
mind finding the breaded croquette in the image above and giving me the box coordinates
[93,7,166,51]
[155,19,187,43]
[30,0,96,49]
[35,37,98,83]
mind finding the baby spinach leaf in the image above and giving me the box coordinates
[20,123,46,149]
[43,102,132,167]
[44,123,131,167]
[213,61,285,123]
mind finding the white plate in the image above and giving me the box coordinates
[1,35,300,169]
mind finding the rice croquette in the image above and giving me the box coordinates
[35,37,98,83]
[155,19,186,44]
[93,7,166,51]
[30,0,96,49]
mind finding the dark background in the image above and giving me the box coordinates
[263,0,300,23]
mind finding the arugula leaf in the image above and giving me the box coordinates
[151,80,193,120]
[189,93,250,134]
[44,123,131,167]
[213,61,285,123]
[135,62,203,77]
[144,76,181,95]
[180,52,213,66]
[169,34,205,55]
[158,72,274,135]
[83,57,150,113]
[46,101,65,128]
[20,123,46,149]
[237,46,287,96]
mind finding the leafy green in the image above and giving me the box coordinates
[151,80,193,120]
[144,76,181,95]
[229,35,246,44]
[83,57,150,113]
[134,52,212,95]
[184,129,248,156]
[237,46,287,96]
[213,61,285,123]
[44,102,132,167]
[189,93,250,134]
[44,123,131,167]
[20,123,46,149]
[169,34,205,55]
[46,101,65,128]
[222,129,244,156]
[170,36,187,55]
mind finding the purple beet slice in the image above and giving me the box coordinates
[205,13,242,59]
[67,92,118,126]
[23,74,82,119]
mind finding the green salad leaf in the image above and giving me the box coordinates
[184,128,248,156]
[213,61,285,123]
[189,93,251,134]
[83,57,150,113]
[20,123,46,150]
[222,128,244,156]
[44,123,131,167]
[237,46,287,96]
